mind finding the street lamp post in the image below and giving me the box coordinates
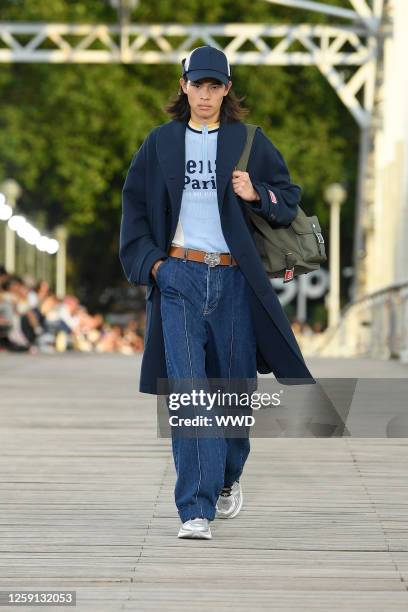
[55,225,68,298]
[0,179,22,273]
[324,183,347,328]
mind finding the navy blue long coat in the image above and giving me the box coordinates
[119,118,315,394]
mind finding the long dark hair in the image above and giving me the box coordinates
[164,77,250,123]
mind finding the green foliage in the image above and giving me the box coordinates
[0,0,358,308]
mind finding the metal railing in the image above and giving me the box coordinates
[309,280,408,361]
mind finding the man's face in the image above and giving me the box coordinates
[179,77,232,122]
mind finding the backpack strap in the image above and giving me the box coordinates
[235,124,259,172]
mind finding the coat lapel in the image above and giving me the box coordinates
[156,118,247,243]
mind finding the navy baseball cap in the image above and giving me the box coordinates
[181,45,231,85]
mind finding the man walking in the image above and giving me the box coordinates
[119,45,314,539]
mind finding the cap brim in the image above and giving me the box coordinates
[186,69,229,85]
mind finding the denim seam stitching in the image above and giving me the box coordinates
[203,266,221,316]
[180,292,204,519]
[202,265,211,315]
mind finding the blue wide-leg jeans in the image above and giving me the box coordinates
[155,253,258,523]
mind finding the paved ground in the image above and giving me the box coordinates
[0,352,408,611]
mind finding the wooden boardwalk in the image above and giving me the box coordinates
[0,352,408,611]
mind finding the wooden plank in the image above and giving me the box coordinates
[1,353,408,610]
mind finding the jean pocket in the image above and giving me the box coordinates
[155,257,171,287]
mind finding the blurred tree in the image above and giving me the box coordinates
[0,0,358,313]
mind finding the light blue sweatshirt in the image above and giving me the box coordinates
[171,119,230,253]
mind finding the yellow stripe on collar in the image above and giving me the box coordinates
[188,118,220,131]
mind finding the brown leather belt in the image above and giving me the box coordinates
[168,245,237,267]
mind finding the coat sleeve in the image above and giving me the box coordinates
[242,127,301,226]
[119,133,168,286]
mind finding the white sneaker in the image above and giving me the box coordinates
[215,481,243,519]
[177,518,212,539]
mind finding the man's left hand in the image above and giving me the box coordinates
[231,170,260,202]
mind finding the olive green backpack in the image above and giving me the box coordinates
[236,124,327,282]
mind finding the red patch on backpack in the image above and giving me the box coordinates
[284,268,294,282]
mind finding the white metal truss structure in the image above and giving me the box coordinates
[0,0,389,299]
[0,0,385,128]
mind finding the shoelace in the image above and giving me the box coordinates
[219,484,233,497]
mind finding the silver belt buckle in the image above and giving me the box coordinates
[204,252,221,267]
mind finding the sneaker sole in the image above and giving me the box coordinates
[177,529,212,539]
